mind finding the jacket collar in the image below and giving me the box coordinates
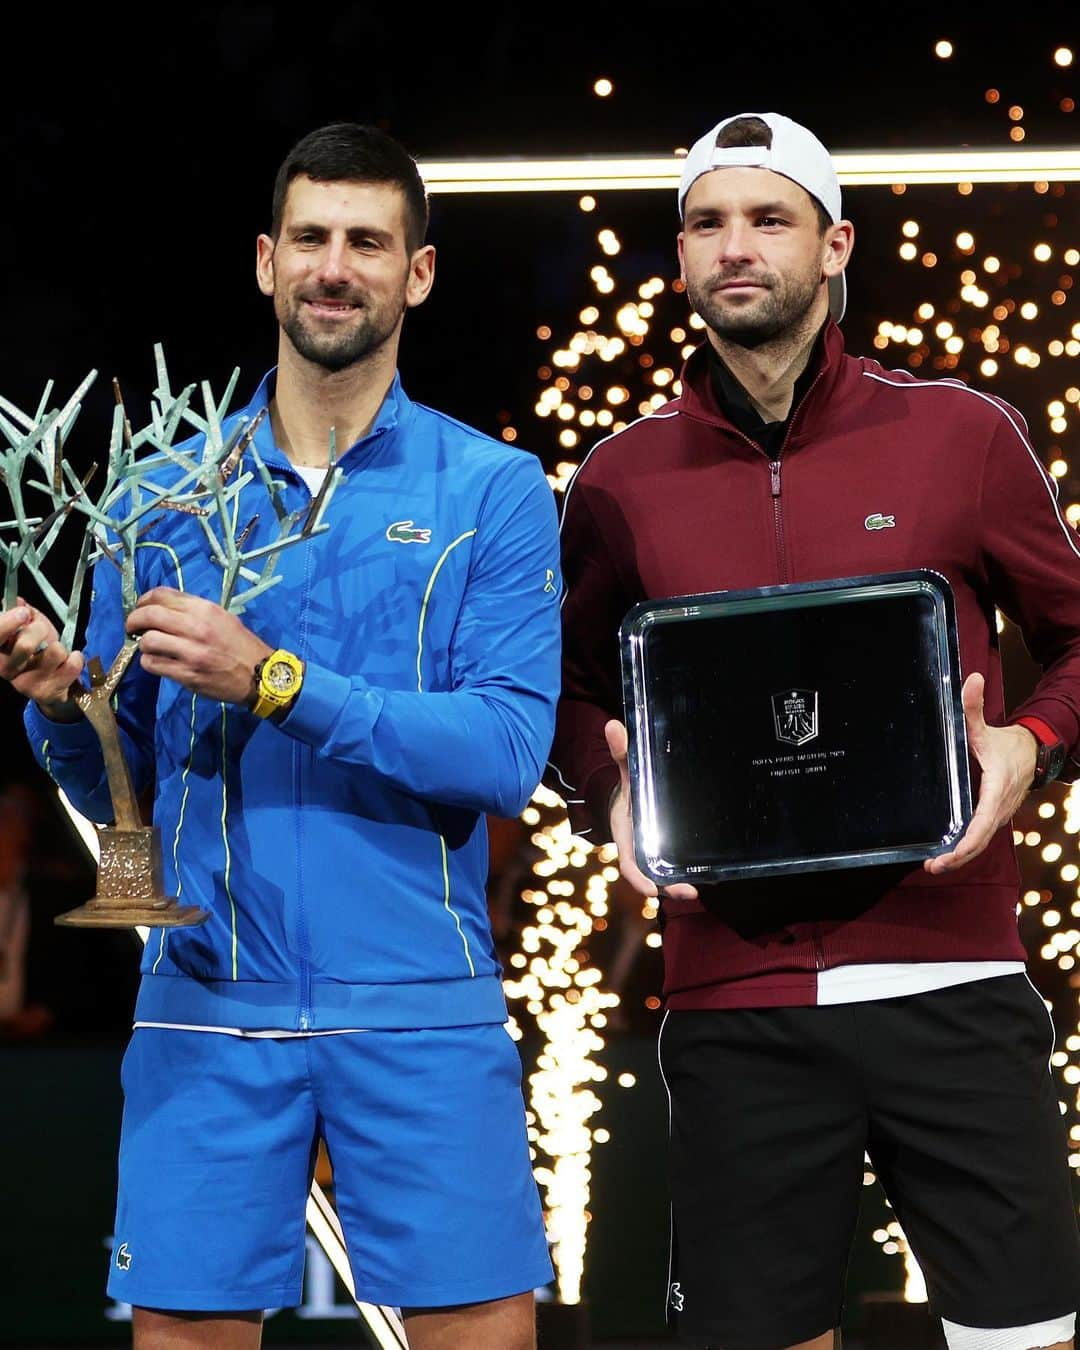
[676,318,849,446]
[245,368,408,470]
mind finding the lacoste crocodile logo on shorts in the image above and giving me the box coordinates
[864,512,896,530]
[669,1282,684,1311]
[115,1242,133,1271]
[386,520,432,544]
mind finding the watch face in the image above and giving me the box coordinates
[266,659,299,693]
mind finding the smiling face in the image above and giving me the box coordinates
[678,166,850,349]
[256,176,435,372]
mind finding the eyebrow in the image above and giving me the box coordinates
[685,199,798,223]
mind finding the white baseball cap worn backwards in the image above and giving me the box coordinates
[678,111,847,322]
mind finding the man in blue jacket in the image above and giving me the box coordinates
[1,122,560,1348]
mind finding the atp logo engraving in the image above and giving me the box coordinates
[772,689,819,746]
[115,1242,133,1271]
[669,1282,685,1312]
[386,520,431,544]
[864,512,896,531]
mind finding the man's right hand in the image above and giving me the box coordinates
[0,603,85,721]
[605,718,699,902]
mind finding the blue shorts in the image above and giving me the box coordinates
[106,1024,553,1312]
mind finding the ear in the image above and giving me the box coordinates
[256,234,276,298]
[677,230,687,284]
[822,219,854,283]
[405,244,436,310]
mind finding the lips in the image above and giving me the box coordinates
[303,297,362,320]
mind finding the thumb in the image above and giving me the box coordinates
[961,671,987,741]
[605,719,631,788]
[605,718,628,760]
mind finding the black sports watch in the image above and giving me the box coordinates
[1016,716,1067,790]
[1032,737,1067,789]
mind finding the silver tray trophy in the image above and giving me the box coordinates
[620,569,973,885]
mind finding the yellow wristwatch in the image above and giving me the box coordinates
[250,649,305,720]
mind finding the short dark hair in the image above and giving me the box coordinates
[715,116,832,235]
[271,122,430,252]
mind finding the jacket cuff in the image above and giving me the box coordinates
[275,661,376,755]
[1012,715,1059,747]
[23,700,100,756]
[1009,697,1079,773]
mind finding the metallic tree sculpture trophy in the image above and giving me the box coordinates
[0,348,339,929]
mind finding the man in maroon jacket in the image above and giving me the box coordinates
[551,111,1080,1350]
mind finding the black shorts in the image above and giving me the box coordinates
[659,975,1080,1350]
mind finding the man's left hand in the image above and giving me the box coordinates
[126,588,273,705]
[924,671,1038,875]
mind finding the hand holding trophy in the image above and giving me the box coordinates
[0,347,339,928]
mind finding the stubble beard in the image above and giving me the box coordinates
[687,264,822,351]
[277,285,407,372]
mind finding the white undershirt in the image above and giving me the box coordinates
[294,465,329,493]
[816,960,1026,1005]
[133,1022,367,1037]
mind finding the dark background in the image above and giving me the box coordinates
[1,7,1078,1343]
[3,4,1077,418]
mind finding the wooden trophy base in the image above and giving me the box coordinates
[54,825,210,929]
[55,900,209,928]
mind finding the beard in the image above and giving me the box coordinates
[276,283,406,372]
[686,262,821,349]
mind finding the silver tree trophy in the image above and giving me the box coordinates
[0,347,339,929]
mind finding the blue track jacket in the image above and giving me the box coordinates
[25,372,562,1031]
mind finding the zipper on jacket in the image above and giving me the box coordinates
[294,485,316,1032]
[765,359,829,587]
[281,433,384,1030]
[769,458,787,582]
[711,420,792,586]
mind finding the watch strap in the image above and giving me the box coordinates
[251,686,287,719]
[1015,715,1067,788]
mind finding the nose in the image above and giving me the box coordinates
[315,236,350,286]
[716,220,756,267]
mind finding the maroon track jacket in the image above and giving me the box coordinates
[550,320,1080,1007]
